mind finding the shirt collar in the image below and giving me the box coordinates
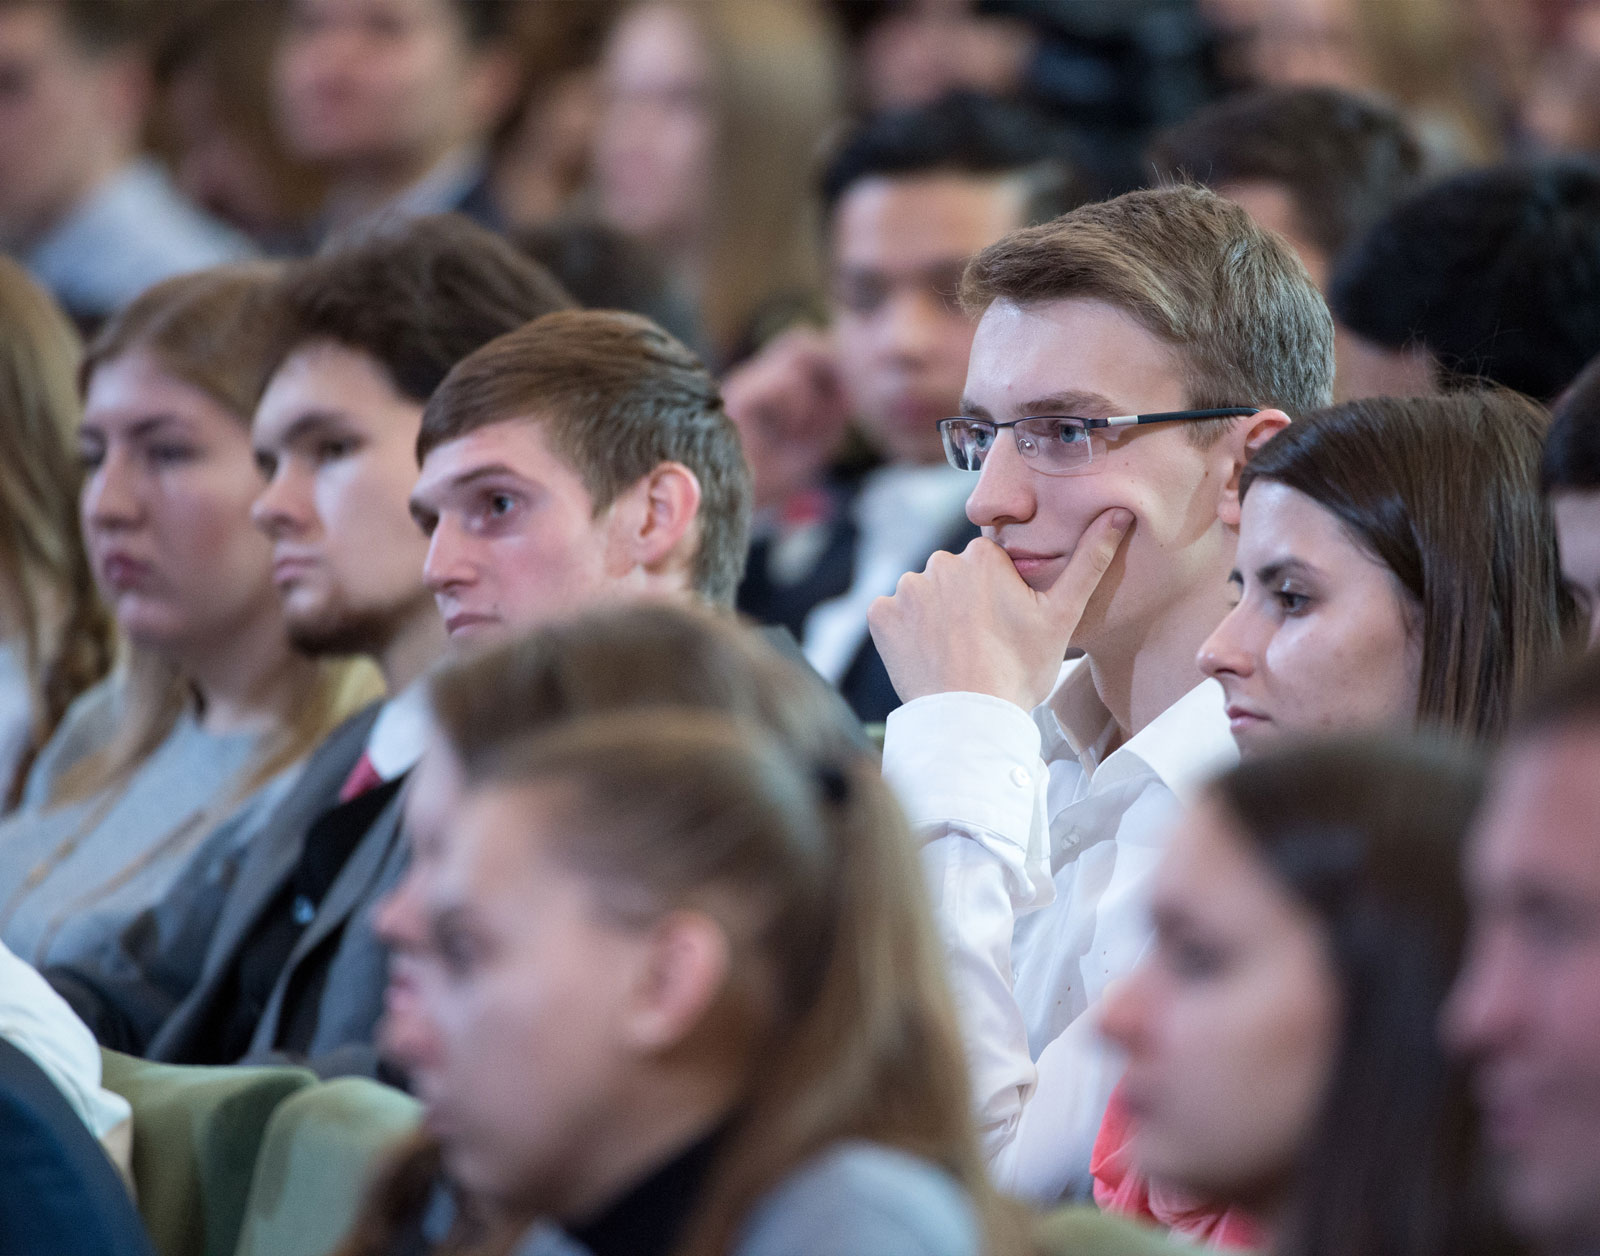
[364,680,433,782]
[1040,658,1236,799]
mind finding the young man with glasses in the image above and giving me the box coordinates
[869,184,1334,1202]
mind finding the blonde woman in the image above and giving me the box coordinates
[0,265,380,971]
[591,0,843,364]
[0,261,114,809]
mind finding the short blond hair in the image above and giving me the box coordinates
[961,184,1335,430]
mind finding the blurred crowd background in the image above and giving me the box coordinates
[6,0,1599,352]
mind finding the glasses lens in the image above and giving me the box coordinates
[1017,418,1092,474]
[939,419,992,471]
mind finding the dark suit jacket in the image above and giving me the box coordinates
[741,500,980,725]
[51,704,405,1072]
[0,1037,154,1256]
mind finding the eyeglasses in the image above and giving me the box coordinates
[937,408,1261,476]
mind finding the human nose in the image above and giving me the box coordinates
[251,458,312,540]
[81,445,145,531]
[879,287,946,363]
[1441,928,1525,1061]
[1197,600,1260,681]
[422,515,477,596]
[374,870,424,954]
[1098,963,1154,1054]
[965,433,1037,529]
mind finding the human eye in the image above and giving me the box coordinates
[834,273,887,316]
[254,449,278,479]
[1273,580,1312,616]
[471,490,521,531]
[314,436,358,464]
[77,439,106,472]
[146,441,200,467]
[1043,419,1090,446]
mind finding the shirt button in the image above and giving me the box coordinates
[1010,766,1031,788]
[291,895,316,927]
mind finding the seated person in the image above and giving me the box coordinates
[1447,653,1600,1256]
[1149,84,1425,293]
[0,265,376,974]
[731,92,1083,723]
[1542,354,1600,648]
[271,0,520,236]
[1100,737,1509,1256]
[869,183,1331,1200]
[1199,390,1572,752]
[0,1035,152,1256]
[0,0,253,328]
[359,703,1009,1254]
[46,215,572,1068]
[0,259,113,806]
[409,307,751,645]
[0,937,129,1175]
[1146,84,1426,401]
[1331,159,1600,403]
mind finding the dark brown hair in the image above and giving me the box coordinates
[1149,85,1426,262]
[960,183,1335,435]
[269,213,574,406]
[1212,735,1513,1256]
[1241,390,1571,743]
[0,0,144,53]
[417,310,751,606]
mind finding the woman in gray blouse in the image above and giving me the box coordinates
[0,266,377,971]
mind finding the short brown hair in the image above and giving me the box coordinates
[1149,85,1425,263]
[0,0,143,54]
[418,310,751,606]
[269,213,573,405]
[961,183,1335,430]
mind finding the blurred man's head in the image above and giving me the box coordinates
[411,309,751,643]
[1149,84,1425,290]
[1331,159,1600,404]
[820,92,1083,466]
[0,0,147,247]
[953,185,1331,663]
[273,0,516,179]
[1544,354,1600,650]
[251,213,571,675]
[1447,654,1600,1256]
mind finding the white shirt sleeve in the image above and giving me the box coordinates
[882,693,1098,1196]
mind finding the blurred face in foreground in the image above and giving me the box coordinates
[1100,794,1340,1212]
[1446,726,1600,1254]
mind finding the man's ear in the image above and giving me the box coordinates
[1218,408,1290,527]
[624,461,702,572]
[621,910,730,1052]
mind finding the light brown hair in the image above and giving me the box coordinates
[1241,389,1572,742]
[0,260,113,804]
[58,265,380,807]
[417,309,751,607]
[960,183,1336,435]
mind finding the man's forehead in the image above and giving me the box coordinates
[833,172,1031,258]
[1473,733,1600,888]
[416,418,570,488]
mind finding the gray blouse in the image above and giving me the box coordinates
[0,678,301,970]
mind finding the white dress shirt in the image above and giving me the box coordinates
[364,680,433,783]
[882,659,1235,1204]
[802,465,973,684]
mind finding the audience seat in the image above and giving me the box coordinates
[232,1076,422,1256]
[101,1051,315,1256]
[1036,1206,1199,1256]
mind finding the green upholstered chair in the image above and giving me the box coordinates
[232,1076,422,1256]
[100,1051,316,1256]
[1035,1207,1203,1256]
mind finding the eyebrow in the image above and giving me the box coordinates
[263,410,356,450]
[1254,557,1319,585]
[80,413,190,441]
[957,390,1124,422]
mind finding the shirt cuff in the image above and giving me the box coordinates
[882,691,1044,843]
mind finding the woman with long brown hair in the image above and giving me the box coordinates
[589,0,842,365]
[0,260,114,809]
[0,264,379,972]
